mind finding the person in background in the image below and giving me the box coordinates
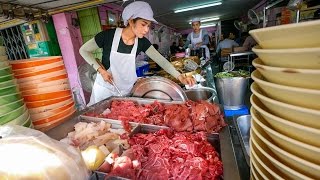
[184,18,210,59]
[79,1,195,106]
[177,39,185,53]
[215,32,239,54]
[170,42,179,54]
[242,34,257,51]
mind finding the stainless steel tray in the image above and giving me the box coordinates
[93,123,240,180]
[233,115,251,166]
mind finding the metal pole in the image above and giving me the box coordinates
[263,8,266,28]
[296,9,300,23]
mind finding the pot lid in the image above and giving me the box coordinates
[130,76,187,101]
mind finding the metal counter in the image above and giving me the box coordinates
[46,96,243,180]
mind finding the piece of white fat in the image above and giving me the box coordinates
[99,145,111,156]
[102,108,111,116]
[109,128,126,135]
[74,122,88,132]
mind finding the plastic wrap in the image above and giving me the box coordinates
[0,125,90,180]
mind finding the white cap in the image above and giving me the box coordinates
[191,17,201,23]
[122,1,158,26]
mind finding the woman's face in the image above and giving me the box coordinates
[129,19,151,38]
[192,21,201,33]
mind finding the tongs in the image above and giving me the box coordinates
[110,79,123,97]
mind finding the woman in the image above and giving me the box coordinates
[79,1,195,106]
[184,18,210,60]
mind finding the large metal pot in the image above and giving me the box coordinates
[214,77,248,110]
[184,87,218,103]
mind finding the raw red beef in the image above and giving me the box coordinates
[128,129,223,180]
[88,100,226,133]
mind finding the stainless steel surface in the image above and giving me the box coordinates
[111,79,123,97]
[130,76,188,101]
[214,77,248,110]
[184,87,219,103]
[234,115,251,166]
[229,51,255,57]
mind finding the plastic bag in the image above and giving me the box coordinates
[0,125,90,180]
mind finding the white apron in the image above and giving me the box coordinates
[191,29,210,60]
[88,28,138,106]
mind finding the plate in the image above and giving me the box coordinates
[21,84,70,96]
[20,79,69,91]
[16,70,67,83]
[29,98,73,114]
[15,65,66,79]
[252,46,320,69]
[26,95,72,108]
[9,56,62,69]
[0,93,22,105]
[6,109,29,125]
[253,58,320,89]
[13,61,64,75]
[23,90,72,102]
[249,20,320,49]
[0,104,27,125]
[0,99,24,115]
[30,101,74,121]
[0,74,14,82]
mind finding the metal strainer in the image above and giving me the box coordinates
[184,59,199,71]
[223,61,235,72]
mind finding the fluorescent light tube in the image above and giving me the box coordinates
[174,2,222,13]
[200,23,216,28]
[189,17,220,24]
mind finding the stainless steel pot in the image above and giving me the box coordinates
[184,87,218,103]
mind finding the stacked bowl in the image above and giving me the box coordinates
[249,20,320,179]
[9,56,76,132]
[0,46,32,128]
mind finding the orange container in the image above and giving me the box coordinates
[15,65,66,79]
[21,84,70,96]
[10,56,62,69]
[19,73,68,87]
[17,70,67,83]
[31,101,75,120]
[35,109,75,132]
[23,90,71,102]
[26,95,72,108]
[19,79,69,91]
[33,105,76,126]
[29,98,73,114]
[13,61,64,75]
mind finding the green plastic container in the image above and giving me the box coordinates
[0,74,14,82]
[0,104,26,125]
[0,93,22,105]
[0,66,12,76]
[0,85,19,96]
[0,99,24,115]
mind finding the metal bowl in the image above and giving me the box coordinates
[184,87,218,103]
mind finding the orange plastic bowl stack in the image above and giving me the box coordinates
[249,20,320,179]
[0,46,32,128]
[10,56,76,131]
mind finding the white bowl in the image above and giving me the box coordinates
[253,58,320,89]
[252,46,320,69]
[249,20,320,49]
[251,113,320,179]
[252,70,320,110]
[251,108,320,165]
[251,95,320,147]
[250,128,313,180]
[251,82,320,129]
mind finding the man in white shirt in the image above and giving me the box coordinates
[216,32,239,54]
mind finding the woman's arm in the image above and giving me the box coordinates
[145,46,195,86]
[79,38,113,83]
[79,38,101,71]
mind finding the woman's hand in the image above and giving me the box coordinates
[177,74,196,86]
[98,67,113,84]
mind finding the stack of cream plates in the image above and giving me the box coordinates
[0,46,33,128]
[249,20,320,180]
[9,56,76,132]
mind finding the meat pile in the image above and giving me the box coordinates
[87,100,226,133]
[108,129,223,180]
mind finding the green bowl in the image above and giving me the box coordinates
[0,99,24,115]
[0,61,9,69]
[0,104,26,125]
[0,85,19,96]
[0,66,12,76]
[22,115,32,127]
[0,74,14,82]
[0,93,22,105]
[0,79,17,89]
[6,108,29,125]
